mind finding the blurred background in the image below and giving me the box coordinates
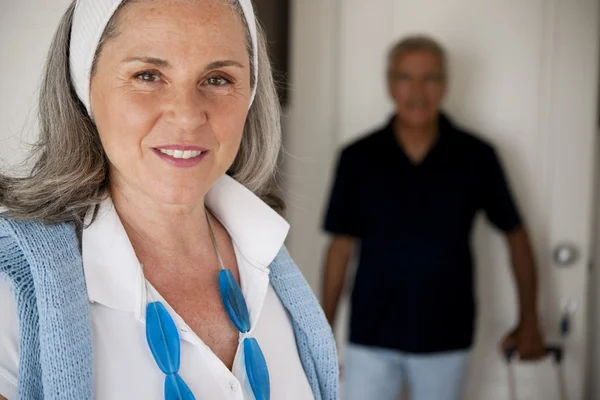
[1,1,599,399]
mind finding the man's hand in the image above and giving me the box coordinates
[500,320,546,360]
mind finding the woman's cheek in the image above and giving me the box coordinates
[95,93,160,163]
[114,91,164,124]
[106,94,163,149]
[212,97,249,140]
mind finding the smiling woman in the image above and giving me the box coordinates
[0,1,338,400]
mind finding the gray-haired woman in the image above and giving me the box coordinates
[0,1,338,399]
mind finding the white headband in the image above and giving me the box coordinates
[70,0,259,116]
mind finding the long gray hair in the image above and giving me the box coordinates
[0,0,283,225]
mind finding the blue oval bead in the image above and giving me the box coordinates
[165,373,196,400]
[244,337,270,400]
[219,269,251,333]
[146,301,181,374]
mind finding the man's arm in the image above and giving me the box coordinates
[322,235,356,326]
[501,226,545,360]
[507,226,538,324]
[479,146,545,359]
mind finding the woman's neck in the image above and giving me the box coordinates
[110,183,214,264]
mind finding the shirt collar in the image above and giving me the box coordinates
[384,111,456,135]
[82,174,290,312]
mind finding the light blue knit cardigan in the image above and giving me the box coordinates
[0,216,339,400]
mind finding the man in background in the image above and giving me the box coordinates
[322,36,545,400]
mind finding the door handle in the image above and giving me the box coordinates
[553,243,578,267]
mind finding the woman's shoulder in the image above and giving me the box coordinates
[0,213,78,248]
[0,276,21,400]
[268,246,306,284]
[0,208,8,232]
[0,212,24,262]
[269,246,324,317]
[0,214,80,286]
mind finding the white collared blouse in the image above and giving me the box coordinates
[0,175,314,400]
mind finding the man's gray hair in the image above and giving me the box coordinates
[0,0,284,225]
[387,35,447,78]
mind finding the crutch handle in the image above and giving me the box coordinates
[503,345,563,364]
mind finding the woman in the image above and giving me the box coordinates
[0,0,338,399]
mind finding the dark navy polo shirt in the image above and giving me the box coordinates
[323,113,522,353]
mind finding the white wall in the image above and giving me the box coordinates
[0,1,73,166]
[285,0,341,291]
[590,129,600,399]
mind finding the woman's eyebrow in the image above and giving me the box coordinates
[122,56,171,67]
[121,57,245,72]
[203,60,245,71]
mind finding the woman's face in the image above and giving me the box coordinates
[90,0,252,206]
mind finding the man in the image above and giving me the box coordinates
[322,36,545,400]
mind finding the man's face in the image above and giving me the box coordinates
[388,50,447,129]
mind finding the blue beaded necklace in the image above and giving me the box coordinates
[142,208,270,400]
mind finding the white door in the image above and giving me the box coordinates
[287,0,599,399]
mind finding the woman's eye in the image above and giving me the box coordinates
[206,76,232,86]
[135,72,161,83]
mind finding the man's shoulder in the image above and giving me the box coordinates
[340,122,390,160]
[447,121,496,157]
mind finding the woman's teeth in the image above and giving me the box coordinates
[157,149,203,159]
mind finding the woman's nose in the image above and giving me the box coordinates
[166,86,208,133]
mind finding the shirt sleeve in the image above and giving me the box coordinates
[480,146,522,233]
[323,150,362,237]
[0,278,20,400]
